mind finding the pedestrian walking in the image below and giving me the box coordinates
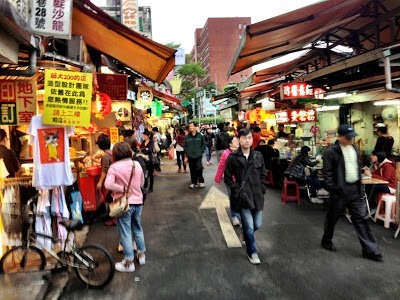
[214,135,241,226]
[140,129,156,193]
[215,123,230,162]
[321,124,383,261]
[170,127,187,173]
[104,142,146,272]
[184,122,206,188]
[224,128,267,264]
[204,126,215,165]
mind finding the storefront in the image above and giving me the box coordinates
[0,0,176,256]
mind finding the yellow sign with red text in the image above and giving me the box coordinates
[109,127,119,145]
[42,70,92,126]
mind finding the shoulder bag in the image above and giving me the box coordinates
[109,164,135,218]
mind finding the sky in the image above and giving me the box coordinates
[94,0,321,51]
[93,0,322,71]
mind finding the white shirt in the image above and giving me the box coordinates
[340,144,359,183]
[28,115,74,189]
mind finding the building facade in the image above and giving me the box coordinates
[190,17,252,91]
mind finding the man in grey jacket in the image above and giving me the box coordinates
[321,124,383,261]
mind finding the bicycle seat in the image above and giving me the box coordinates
[59,219,83,231]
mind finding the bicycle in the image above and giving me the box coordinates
[0,197,115,288]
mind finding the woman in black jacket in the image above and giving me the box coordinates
[284,146,326,203]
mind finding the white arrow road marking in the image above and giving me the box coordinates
[200,186,242,248]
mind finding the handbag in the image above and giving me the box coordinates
[109,164,135,218]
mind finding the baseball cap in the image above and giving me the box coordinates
[337,124,358,138]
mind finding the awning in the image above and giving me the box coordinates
[152,88,183,111]
[210,88,238,103]
[228,0,366,75]
[72,0,176,84]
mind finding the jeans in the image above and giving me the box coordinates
[306,174,323,197]
[117,204,146,261]
[205,145,212,162]
[176,151,186,170]
[225,185,240,220]
[240,208,263,256]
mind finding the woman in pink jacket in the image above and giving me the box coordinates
[214,135,241,226]
[105,142,145,272]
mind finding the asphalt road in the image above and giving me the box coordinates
[51,155,400,299]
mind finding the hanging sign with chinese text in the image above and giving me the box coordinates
[288,109,317,123]
[281,82,314,100]
[274,109,317,123]
[0,80,37,125]
[274,111,289,124]
[121,0,139,31]
[96,74,128,101]
[42,70,92,126]
[30,0,73,39]
[137,87,153,106]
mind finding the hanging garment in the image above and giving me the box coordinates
[1,186,23,246]
[35,190,52,249]
[28,115,74,189]
[51,187,70,247]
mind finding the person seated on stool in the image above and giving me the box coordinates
[362,151,396,211]
[284,146,327,204]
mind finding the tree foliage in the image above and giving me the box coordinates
[177,62,206,102]
[165,42,181,49]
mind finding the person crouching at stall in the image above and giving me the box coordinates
[284,146,326,204]
[95,134,115,226]
[104,142,146,272]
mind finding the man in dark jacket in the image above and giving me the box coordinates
[321,124,383,261]
[215,123,230,162]
[184,122,206,188]
[224,128,267,265]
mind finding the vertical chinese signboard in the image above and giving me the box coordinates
[42,70,92,127]
[121,0,139,31]
[109,127,119,145]
[0,80,37,125]
[30,0,73,39]
[96,74,127,101]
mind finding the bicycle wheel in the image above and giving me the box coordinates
[74,244,114,288]
[0,246,46,273]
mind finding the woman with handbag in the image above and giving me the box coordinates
[140,129,156,193]
[104,142,146,272]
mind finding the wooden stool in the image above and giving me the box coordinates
[282,178,301,204]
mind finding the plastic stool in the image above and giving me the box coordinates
[374,193,397,228]
[282,178,301,204]
[266,170,275,186]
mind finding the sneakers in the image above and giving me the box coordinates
[198,183,205,188]
[248,253,261,265]
[115,260,135,272]
[178,168,182,173]
[311,197,324,204]
[137,253,146,265]
[317,188,329,196]
[231,217,241,226]
[206,161,211,166]
[183,169,188,173]
[189,184,196,189]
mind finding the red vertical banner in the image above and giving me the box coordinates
[0,80,37,125]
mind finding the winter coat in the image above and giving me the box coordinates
[224,148,267,212]
[204,132,215,147]
[323,141,363,196]
[214,148,232,184]
[184,131,206,159]
[284,153,318,181]
[372,158,397,190]
[215,131,230,151]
